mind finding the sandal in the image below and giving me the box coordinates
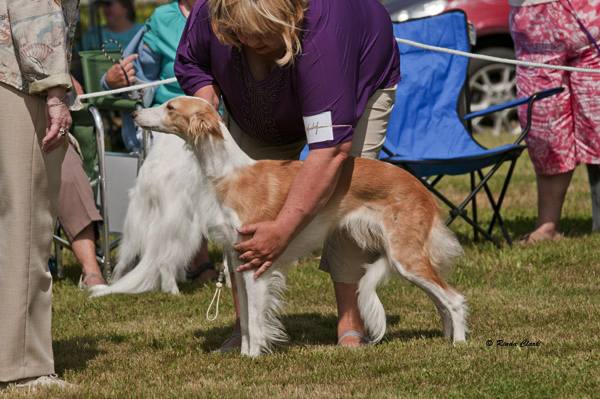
[211,333,242,354]
[78,273,108,291]
[185,262,217,281]
[337,331,373,346]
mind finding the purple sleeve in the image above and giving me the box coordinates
[174,3,215,96]
[297,35,356,150]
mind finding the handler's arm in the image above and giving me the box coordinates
[234,140,352,278]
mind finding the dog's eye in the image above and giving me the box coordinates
[166,103,174,111]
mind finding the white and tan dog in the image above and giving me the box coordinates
[130,96,467,356]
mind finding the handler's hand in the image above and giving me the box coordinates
[42,87,71,154]
[233,221,293,279]
[105,54,138,88]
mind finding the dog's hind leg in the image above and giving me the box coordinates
[357,257,390,343]
[390,257,467,342]
[159,262,180,295]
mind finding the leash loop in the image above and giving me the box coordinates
[101,39,132,87]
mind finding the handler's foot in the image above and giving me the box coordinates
[337,331,372,347]
[186,262,218,284]
[212,333,242,354]
[519,229,563,245]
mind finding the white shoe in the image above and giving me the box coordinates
[1,374,74,391]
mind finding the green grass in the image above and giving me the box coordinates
[4,134,600,398]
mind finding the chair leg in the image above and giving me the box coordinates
[55,239,64,279]
[480,158,519,246]
[89,105,113,280]
[471,172,478,242]
[586,164,600,232]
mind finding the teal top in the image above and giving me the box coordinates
[79,22,144,52]
[142,1,186,106]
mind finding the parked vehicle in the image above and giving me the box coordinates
[383,0,519,135]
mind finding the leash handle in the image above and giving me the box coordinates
[101,39,132,87]
[206,271,225,321]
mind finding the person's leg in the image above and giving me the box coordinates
[323,87,396,346]
[71,223,105,287]
[186,237,218,283]
[334,282,368,347]
[0,83,66,381]
[57,145,104,286]
[522,170,574,243]
[216,272,243,351]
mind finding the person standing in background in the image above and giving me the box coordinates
[0,0,80,390]
[509,0,600,243]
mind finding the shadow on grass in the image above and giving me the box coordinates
[193,312,445,353]
[450,215,595,247]
[53,334,128,374]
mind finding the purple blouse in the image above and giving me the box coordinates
[175,0,400,150]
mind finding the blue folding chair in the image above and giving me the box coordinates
[380,10,563,247]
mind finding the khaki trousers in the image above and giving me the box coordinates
[0,82,66,381]
[225,86,397,284]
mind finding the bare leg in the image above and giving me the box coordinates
[218,273,242,350]
[334,282,368,347]
[187,237,218,282]
[72,223,105,286]
[522,170,574,243]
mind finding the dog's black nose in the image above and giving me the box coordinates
[131,111,138,119]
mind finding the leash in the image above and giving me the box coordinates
[77,35,600,102]
[394,37,600,74]
[206,270,225,321]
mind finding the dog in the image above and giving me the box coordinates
[92,133,208,296]
[130,96,467,357]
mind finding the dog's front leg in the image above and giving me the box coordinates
[238,270,269,357]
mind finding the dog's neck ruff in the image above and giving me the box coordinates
[194,120,255,180]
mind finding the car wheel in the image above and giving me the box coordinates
[468,47,519,136]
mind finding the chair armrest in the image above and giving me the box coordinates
[463,87,564,120]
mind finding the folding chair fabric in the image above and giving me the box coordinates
[381,11,525,177]
[380,10,562,246]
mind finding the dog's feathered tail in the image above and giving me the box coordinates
[91,257,161,297]
[351,211,464,343]
[427,215,464,280]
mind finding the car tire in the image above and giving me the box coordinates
[467,47,519,136]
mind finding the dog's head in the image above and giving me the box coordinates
[132,96,223,147]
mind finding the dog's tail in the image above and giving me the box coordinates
[90,257,161,297]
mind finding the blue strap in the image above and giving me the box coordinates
[337,331,372,345]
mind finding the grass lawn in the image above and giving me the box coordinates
[4,135,599,398]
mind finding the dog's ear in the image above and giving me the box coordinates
[188,111,223,146]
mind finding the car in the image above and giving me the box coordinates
[383,0,519,135]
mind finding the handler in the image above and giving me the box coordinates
[175,0,400,350]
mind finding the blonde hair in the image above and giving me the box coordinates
[208,0,307,67]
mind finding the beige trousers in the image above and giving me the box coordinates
[226,86,397,284]
[0,82,66,381]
